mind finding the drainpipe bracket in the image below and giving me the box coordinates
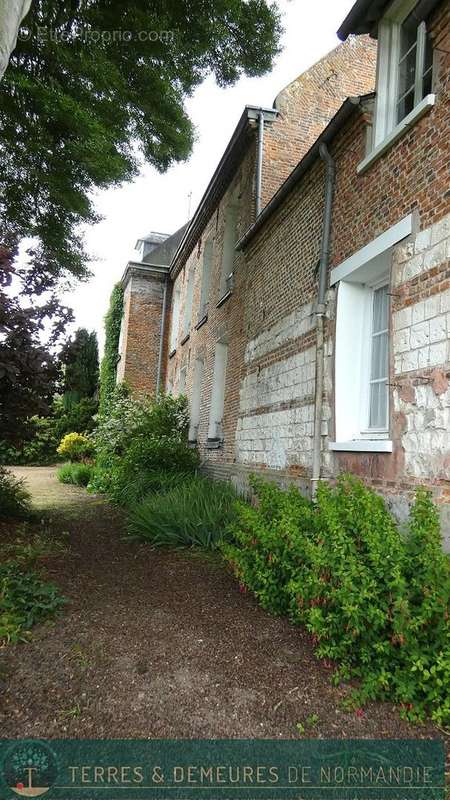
[315,302,326,316]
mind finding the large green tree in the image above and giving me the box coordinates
[0,0,281,443]
[0,0,281,289]
[60,327,99,405]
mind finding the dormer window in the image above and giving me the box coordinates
[396,14,433,124]
[373,0,434,148]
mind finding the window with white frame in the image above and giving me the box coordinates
[199,239,213,321]
[219,199,238,300]
[208,341,228,441]
[169,286,181,353]
[182,266,195,338]
[373,0,434,148]
[368,285,389,431]
[331,216,414,452]
[189,358,204,442]
[334,274,391,449]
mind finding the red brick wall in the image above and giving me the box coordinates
[166,142,256,466]
[262,35,377,207]
[118,268,167,396]
[331,5,449,267]
[231,1,450,536]
[121,35,377,412]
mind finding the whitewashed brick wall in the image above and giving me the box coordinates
[392,212,450,487]
[393,288,450,374]
[393,213,450,285]
[394,384,450,480]
[235,405,315,469]
[244,300,314,364]
[239,347,316,413]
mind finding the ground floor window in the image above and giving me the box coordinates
[368,284,389,431]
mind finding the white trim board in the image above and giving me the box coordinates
[329,440,393,453]
[358,94,435,174]
[330,214,413,286]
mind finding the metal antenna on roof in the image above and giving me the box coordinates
[187,190,193,220]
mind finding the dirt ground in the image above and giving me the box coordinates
[0,466,447,741]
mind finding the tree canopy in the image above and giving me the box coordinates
[0,0,282,290]
[0,0,281,444]
[60,328,99,406]
[0,245,62,444]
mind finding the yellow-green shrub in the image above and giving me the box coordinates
[56,432,94,462]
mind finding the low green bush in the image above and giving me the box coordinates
[57,462,94,487]
[127,477,238,549]
[222,474,450,725]
[0,467,32,520]
[0,561,65,644]
[57,432,94,462]
[90,389,199,504]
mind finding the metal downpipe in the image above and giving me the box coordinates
[311,142,335,496]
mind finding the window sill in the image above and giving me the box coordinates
[216,290,232,309]
[357,94,435,175]
[205,438,223,450]
[329,440,393,453]
[195,314,208,331]
[169,348,176,359]
[188,440,198,448]
[180,333,190,346]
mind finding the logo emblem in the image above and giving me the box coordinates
[2,742,58,797]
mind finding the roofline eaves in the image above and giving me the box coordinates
[169,105,279,278]
[236,96,369,252]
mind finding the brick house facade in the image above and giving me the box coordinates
[117,0,450,548]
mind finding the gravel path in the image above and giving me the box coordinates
[0,466,445,741]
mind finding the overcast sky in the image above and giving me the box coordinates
[64,0,356,352]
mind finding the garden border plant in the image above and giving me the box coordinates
[127,476,238,549]
[57,462,95,487]
[222,474,450,726]
[90,389,200,506]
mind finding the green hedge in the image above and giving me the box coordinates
[222,474,450,725]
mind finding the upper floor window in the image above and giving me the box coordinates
[373,0,434,148]
[182,266,195,339]
[199,238,213,321]
[169,286,181,353]
[219,196,239,301]
[396,15,433,122]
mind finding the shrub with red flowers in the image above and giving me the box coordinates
[221,474,449,725]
